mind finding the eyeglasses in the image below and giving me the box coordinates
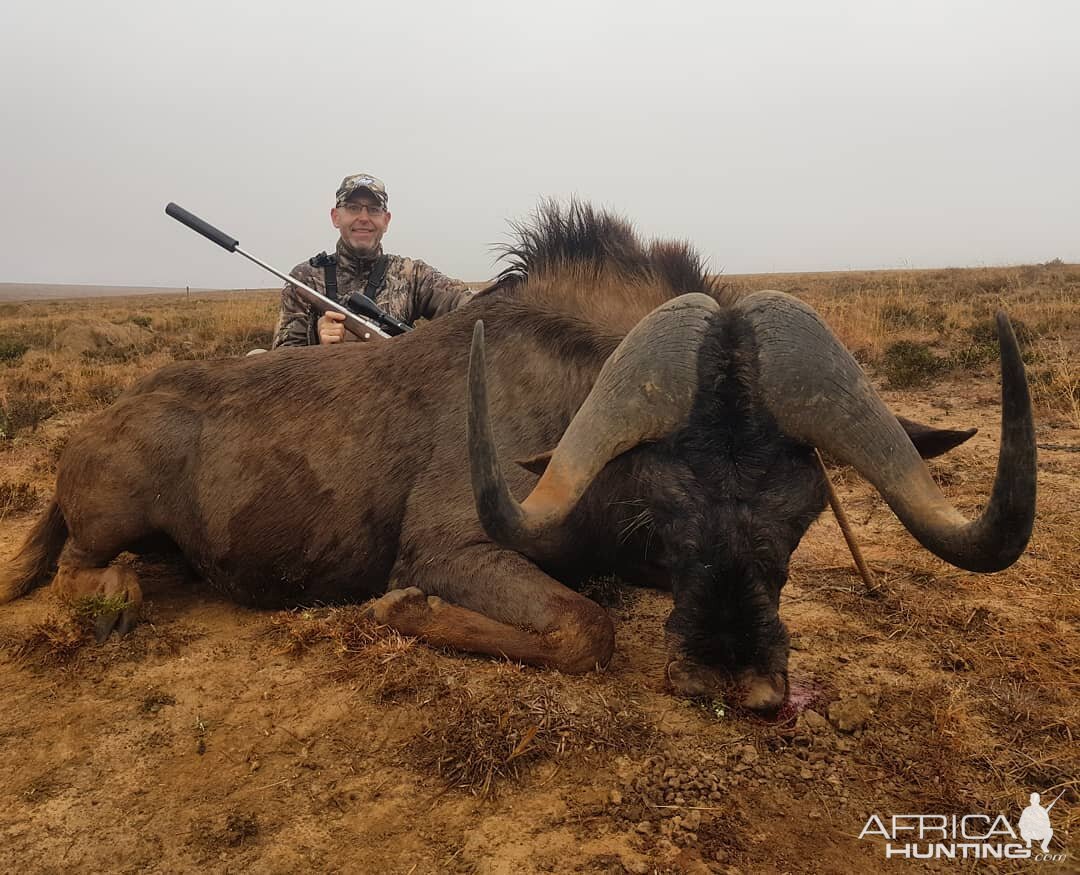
[340,202,386,217]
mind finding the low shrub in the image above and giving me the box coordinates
[0,397,56,438]
[951,317,1035,372]
[881,341,948,388]
[0,337,29,364]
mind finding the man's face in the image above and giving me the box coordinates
[331,193,391,255]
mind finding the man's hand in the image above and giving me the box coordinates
[317,310,347,344]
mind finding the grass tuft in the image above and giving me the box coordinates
[0,397,57,438]
[3,615,94,665]
[880,340,948,388]
[0,337,29,364]
[0,480,41,515]
[261,606,655,796]
[406,666,655,797]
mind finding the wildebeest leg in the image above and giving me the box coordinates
[50,437,169,637]
[370,548,615,674]
[52,542,143,641]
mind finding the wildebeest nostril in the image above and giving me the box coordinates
[739,672,789,713]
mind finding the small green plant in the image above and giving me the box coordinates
[923,304,947,333]
[0,337,29,364]
[881,340,948,388]
[72,593,133,623]
[968,319,1000,347]
[950,344,998,371]
[129,315,153,329]
[693,697,728,720]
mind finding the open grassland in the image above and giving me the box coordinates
[0,282,230,302]
[0,268,1077,873]
[727,262,1080,427]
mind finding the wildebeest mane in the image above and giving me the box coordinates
[492,200,729,335]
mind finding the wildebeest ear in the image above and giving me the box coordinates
[897,415,978,459]
[515,450,553,475]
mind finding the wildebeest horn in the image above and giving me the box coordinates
[468,293,720,559]
[737,291,1036,572]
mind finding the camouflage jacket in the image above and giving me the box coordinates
[271,239,473,348]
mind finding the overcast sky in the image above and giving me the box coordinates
[2,0,1077,287]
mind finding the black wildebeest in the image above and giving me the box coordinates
[0,203,1036,712]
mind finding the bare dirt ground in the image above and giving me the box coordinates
[0,276,1077,874]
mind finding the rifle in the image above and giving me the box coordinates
[1044,790,1066,811]
[165,203,411,340]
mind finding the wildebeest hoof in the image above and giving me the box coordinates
[737,671,788,713]
[370,586,433,631]
[93,604,139,643]
[53,564,142,643]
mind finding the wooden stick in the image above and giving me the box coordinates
[815,450,880,594]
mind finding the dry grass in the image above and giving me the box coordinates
[0,291,278,496]
[406,665,655,797]
[0,594,137,665]
[261,606,655,796]
[0,480,41,518]
[0,586,200,669]
[2,613,95,665]
[1031,332,1080,428]
[799,475,1080,848]
[731,262,1080,425]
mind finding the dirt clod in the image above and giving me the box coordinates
[827,694,875,733]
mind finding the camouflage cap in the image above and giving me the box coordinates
[335,173,388,208]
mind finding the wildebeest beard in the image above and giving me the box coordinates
[656,315,827,677]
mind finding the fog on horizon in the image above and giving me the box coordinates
[2,0,1077,289]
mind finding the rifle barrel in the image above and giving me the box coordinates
[1045,790,1066,811]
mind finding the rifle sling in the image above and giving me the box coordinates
[315,252,393,339]
[323,259,338,298]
